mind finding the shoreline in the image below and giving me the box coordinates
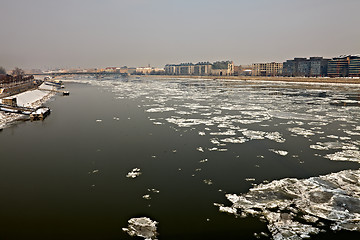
[144,75,360,84]
[0,84,56,130]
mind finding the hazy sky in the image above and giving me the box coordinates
[0,0,359,70]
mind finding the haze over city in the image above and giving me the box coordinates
[1,0,359,70]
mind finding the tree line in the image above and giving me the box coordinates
[0,66,25,76]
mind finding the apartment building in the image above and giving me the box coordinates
[194,62,212,75]
[252,62,282,76]
[283,57,329,77]
[349,57,360,77]
[309,57,329,77]
[211,61,234,76]
[165,61,234,76]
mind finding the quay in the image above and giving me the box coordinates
[29,107,50,121]
[38,88,70,96]
[0,103,51,121]
[0,103,34,115]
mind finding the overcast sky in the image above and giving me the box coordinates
[0,0,359,70]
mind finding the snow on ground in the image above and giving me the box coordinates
[16,89,50,107]
[0,85,56,129]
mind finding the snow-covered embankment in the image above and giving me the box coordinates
[0,84,56,129]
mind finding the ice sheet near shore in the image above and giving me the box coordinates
[0,83,55,129]
[217,168,360,239]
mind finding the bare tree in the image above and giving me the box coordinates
[11,67,25,76]
[0,66,6,75]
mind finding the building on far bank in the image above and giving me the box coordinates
[165,61,233,76]
[252,62,282,76]
[327,55,360,78]
[298,59,310,77]
[283,58,306,77]
[283,57,329,77]
[349,57,360,77]
[327,55,352,78]
[309,57,329,77]
[164,64,177,75]
[179,63,195,75]
[236,65,252,76]
[135,67,153,75]
[194,62,212,75]
[211,61,234,76]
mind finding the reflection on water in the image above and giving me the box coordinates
[0,77,359,239]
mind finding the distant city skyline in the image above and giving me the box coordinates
[1,0,359,70]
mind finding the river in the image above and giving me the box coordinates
[0,77,359,240]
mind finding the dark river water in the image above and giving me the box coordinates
[0,77,359,240]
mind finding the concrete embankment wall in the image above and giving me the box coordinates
[0,82,40,99]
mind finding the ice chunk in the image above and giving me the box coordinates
[288,127,315,137]
[269,149,288,156]
[203,179,213,185]
[310,142,358,151]
[242,130,265,140]
[146,107,175,113]
[245,178,256,182]
[219,206,237,214]
[143,195,151,200]
[265,132,286,143]
[210,130,237,136]
[265,212,320,239]
[218,169,360,239]
[126,168,142,178]
[148,188,160,194]
[325,150,360,163]
[196,147,204,152]
[122,217,158,240]
[221,137,248,144]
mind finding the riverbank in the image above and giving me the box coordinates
[145,75,360,84]
[0,84,55,129]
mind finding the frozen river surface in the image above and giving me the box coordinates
[0,77,359,240]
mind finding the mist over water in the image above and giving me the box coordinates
[0,77,359,240]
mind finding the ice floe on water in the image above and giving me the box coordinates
[269,149,288,156]
[143,194,151,200]
[126,168,142,179]
[73,78,360,238]
[221,137,248,144]
[218,168,360,239]
[203,179,213,185]
[287,127,315,138]
[196,147,204,152]
[166,117,213,127]
[146,107,176,113]
[325,150,360,163]
[123,217,158,240]
[242,130,286,143]
[310,142,358,151]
